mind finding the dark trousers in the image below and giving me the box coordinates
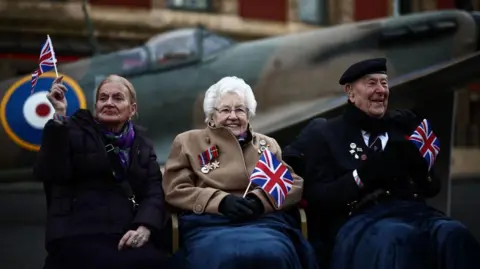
[43,235,169,269]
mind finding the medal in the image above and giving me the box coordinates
[201,165,210,174]
[211,160,220,169]
[198,145,220,174]
[350,143,356,149]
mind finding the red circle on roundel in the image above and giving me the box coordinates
[35,103,51,117]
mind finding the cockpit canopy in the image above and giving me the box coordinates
[145,27,234,64]
[94,27,235,77]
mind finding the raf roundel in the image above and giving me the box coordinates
[0,72,87,151]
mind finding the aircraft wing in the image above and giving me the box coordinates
[389,50,480,94]
[252,51,480,135]
[250,95,347,135]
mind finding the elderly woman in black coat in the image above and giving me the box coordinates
[35,74,169,269]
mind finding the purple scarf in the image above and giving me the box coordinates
[102,121,135,169]
[237,131,251,147]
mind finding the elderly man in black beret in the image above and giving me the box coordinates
[282,58,480,269]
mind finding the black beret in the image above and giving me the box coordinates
[338,58,387,85]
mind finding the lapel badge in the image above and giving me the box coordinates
[258,139,270,154]
[198,145,220,174]
[349,143,362,160]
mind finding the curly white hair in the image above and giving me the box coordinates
[203,76,257,123]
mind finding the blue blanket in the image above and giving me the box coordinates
[170,211,318,269]
[331,199,480,269]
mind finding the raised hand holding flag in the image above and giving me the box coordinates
[31,35,59,94]
[407,119,440,171]
[245,148,294,208]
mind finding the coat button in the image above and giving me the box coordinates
[427,176,432,182]
[413,193,418,198]
[194,204,203,213]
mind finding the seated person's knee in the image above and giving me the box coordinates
[372,220,420,245]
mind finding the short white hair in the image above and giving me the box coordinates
[203,76,257,122]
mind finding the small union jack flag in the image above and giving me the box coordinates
[407,119,440,171]
[249,149,294,208]
[31,35,57,94]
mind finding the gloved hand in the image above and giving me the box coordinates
[391,139,429,180]
[218,195,255,221]
[245,194,265,218]
[356,145,407,190]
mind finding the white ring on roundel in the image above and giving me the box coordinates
[23,91,55,130]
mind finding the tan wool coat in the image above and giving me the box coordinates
[162,125,303,215]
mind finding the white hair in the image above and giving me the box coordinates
[203,76,257,123]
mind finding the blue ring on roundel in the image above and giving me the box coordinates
[3,74,86,149]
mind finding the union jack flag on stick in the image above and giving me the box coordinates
[245,148,294,208]
[407,119,440,171]
[31,35,59,94]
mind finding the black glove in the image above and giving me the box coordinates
[218,195,255,221]
[391,139,429,180]
[245,194,265,218]
[356,145,407,190]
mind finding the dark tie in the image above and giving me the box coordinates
[368,133,383,152]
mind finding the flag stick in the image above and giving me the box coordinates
[242,181,252,198]
[47,35,59,78]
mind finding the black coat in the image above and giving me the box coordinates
[282,110,441,246]
[34,109,167,247]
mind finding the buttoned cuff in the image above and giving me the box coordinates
[193,188,229,214]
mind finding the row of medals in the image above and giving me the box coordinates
[200,139,269,174]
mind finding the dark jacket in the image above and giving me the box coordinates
[282,110,441,245]
[34,109,167,247]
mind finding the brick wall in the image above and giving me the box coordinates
[238,0,288,22]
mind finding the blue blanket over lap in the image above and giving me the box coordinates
[170,211,318,269]
[331,199,480,269]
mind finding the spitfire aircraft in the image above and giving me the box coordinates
[2,9,480,213]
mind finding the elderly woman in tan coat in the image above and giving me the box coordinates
[163,76,318,269]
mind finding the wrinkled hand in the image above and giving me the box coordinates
[118,225,151,250]
[46,76,67,116]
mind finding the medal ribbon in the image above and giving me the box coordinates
[198,145,219,166]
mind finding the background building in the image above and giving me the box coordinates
[0,0,478,154]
